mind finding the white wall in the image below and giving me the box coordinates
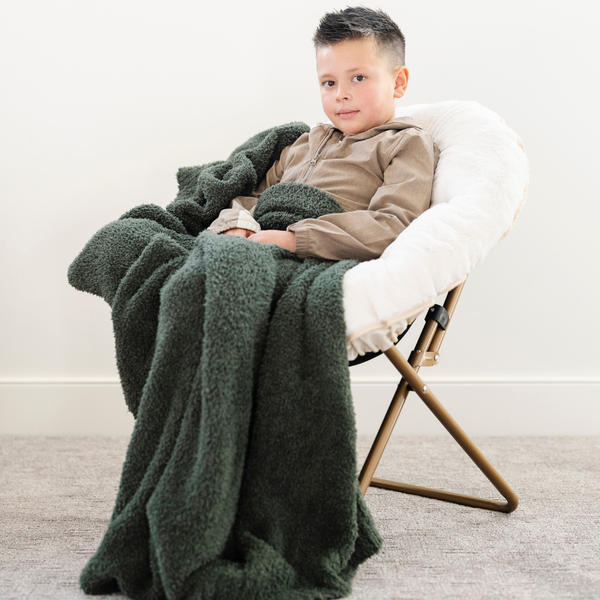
[1,0,599,435]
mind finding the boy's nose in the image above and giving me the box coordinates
[336,84,350,102]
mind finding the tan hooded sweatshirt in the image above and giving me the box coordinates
[207,117,439,261]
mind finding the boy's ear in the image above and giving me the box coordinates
[393,66,409,99]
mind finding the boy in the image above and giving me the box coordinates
[207,6,438,262]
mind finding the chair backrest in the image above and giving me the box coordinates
[343,101,529,360]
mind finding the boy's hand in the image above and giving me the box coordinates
[222,228,253,237]
[248,230,296,252]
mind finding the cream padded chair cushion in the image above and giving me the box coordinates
[344,100,529,360]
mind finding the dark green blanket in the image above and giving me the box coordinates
[68,122,382,600]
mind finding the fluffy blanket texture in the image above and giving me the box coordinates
[68,123,382,600]
[344,101,530,359]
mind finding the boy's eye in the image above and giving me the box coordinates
[352,75,366,82]
[323,81,335,88]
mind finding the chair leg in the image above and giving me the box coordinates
[358,378,410,496]
[358,346,518,513]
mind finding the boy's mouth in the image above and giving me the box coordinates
[337,109,359,119]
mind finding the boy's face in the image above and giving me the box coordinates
[316,37,408,136]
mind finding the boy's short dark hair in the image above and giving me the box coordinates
[313,6,406,69]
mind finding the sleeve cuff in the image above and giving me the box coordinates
[207,209,262,234]
[287,223,309,258]
[235,209,261,232]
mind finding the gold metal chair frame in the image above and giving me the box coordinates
[357,279,519,513]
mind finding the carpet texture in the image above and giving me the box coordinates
[1,435,598,599]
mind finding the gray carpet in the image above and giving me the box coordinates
[1,436,598,599]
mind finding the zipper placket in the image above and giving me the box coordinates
[301,129,336,183]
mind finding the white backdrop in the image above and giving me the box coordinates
[1,0,599,435]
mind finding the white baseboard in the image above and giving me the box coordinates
[0,381,135,436]
[351,380,600,436]
[1,379,599,436]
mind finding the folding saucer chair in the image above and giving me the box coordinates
[343,101,529,513]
